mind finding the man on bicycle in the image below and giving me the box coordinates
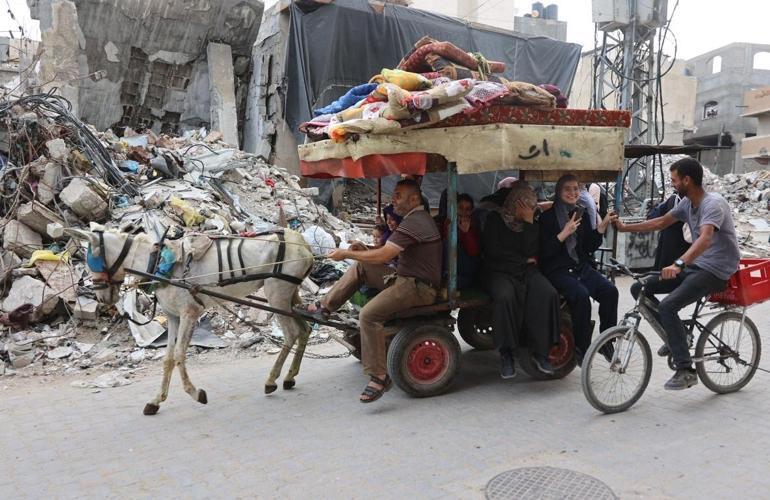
[612,158,739,390]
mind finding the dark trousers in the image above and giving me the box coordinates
[547,265,619,355]
[631,267,726,370]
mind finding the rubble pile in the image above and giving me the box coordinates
[703,167,770,256]
[0,93,361,380]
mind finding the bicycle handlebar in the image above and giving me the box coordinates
[608,258,660,281]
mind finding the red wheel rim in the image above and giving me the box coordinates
[407,339,448,383]
[549,326,574,368]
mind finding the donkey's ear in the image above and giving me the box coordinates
[49,224,99,246]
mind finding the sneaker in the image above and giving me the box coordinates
[598,341,615,363]
[664,368,698,391]
[500,353,516,379]
[657,344,671,357]
[532,353,555,375]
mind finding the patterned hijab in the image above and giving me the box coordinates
[499,181,537,232]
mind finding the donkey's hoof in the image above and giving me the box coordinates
[265,384,278,394]
[197,389,208,405]
[283,380,296,390]
[143,403,160,416]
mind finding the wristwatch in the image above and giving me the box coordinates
[674,258,686,269]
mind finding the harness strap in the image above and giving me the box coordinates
[237,239,245,278]
[273,232,287,275]
[215,232,303,286]
[218,272,303,287]
[215,238,223,284]
[226,239,235,279]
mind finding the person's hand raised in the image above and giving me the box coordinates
[558,212,581,241]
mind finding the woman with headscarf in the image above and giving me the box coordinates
[538,174,617,365]
[481,181,560,379]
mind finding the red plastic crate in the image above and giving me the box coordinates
[709,259,770,306]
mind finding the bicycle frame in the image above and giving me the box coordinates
[617,276,751,369]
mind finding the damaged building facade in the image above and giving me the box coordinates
[26,0,264,146]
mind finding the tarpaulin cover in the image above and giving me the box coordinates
[286,0,583,205]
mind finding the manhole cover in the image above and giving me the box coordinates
[485,467,617,500]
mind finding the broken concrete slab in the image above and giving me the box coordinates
[1,275,59,318]
[7,342,35,368]
[3,220,43,258]
[47,345,73,360]
[207,43,239,147]
[0,250,22,282]
[45,138,69,162]
[72,296,99,320]
[35,261,78,303]
[17,201,65,236]
[37,0,84,118]
[59,178,108,220]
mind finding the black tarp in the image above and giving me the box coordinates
[286,0,583,207]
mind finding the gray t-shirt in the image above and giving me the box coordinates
[670,192,739,280]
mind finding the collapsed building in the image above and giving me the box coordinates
[25,0,265,146]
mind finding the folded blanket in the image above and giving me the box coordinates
[402,78,474,112]
[313,83,378,116]
[369,68,432,91]
[498,81,557,108]
[328,117,401,142]
[464,81,510,107]
[539,84,569,108]
[398,40,506,75]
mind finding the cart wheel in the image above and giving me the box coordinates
[457,306,494,350]
[519,309,577,380]
[387,324,461,398]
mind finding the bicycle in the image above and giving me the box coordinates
[581,258,764,414]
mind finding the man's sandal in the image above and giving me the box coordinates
[360,375,392,403]
[293,301,331,322]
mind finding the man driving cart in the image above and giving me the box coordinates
[295,179,441,403]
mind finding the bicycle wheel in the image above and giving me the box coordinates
[582,325,653,414]
[695,311,761,394]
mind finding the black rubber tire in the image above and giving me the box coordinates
[457,306,494,351]
[581,326,652,414]
[695,312,761,394]
[387,324,461,398]
[518,310,577,380]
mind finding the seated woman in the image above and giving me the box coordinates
[440,193,481,290]
[481,182,560,379]
[538,174,618,365]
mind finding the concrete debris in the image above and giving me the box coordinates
[71,371,133,389]
[0,93,360,378]
[59,178,109,220]
[3,220,42,258]
[2,276,59,318]
[47,346,73,360]
[702,166,770,256]
[93,348,117,365]
[16,202,66,236]
[72,297,99,321]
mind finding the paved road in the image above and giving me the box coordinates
[2,277,770,499]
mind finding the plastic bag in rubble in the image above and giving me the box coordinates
[302,225,336,256]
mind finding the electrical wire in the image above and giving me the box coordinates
[1,92,140,197]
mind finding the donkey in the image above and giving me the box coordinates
[58,227,314,415]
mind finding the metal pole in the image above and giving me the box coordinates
[377,178,382,218]
[447,162,458,304]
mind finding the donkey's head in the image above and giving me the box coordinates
[57,228,136,305]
